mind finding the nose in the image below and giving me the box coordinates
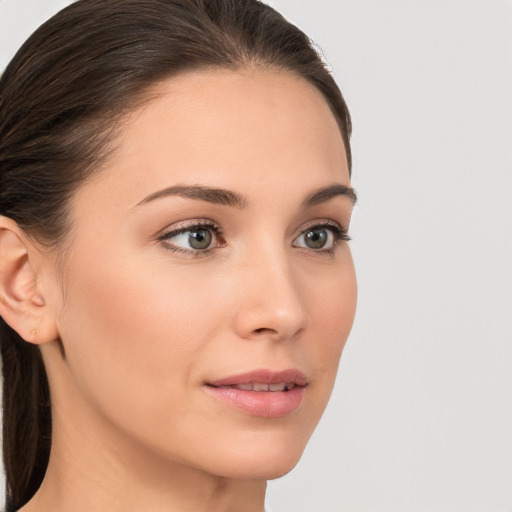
[231,247,308,342]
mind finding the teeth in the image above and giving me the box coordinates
[235,384,254,391]
[229,382,296,392]
[269,383,286,392]
[252,383,269,391]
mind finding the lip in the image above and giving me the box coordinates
[207,368,308,388]
[204,368,308,418]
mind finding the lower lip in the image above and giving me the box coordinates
[204,385,305,418]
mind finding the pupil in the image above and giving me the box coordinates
[306,228,327,249]
[189,229,212,249]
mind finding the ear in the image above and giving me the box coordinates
[0,216,59,344]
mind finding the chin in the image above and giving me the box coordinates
[216,455,304,481]
[200,431,310,481]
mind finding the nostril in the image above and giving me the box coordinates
[254,327,276,334]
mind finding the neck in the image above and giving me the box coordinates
[23,415,267,512]
[20,354,267,512]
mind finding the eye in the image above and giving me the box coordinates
[159,221,225,255]
[293,222,350,252]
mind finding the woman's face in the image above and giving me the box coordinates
[42,68,356,480]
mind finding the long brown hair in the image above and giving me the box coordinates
[0,0,351,509]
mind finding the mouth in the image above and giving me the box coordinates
[204,369,307,418]
[206,368,308,388]
[211,382,298,392]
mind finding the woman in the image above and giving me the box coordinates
[0,1,356,511]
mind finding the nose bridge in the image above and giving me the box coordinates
[232,240,308,341]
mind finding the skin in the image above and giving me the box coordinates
[1,68,356,512]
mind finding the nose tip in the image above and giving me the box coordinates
[232,259,308,342]
[234,301,307,342]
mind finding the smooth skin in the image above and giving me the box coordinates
[0,68,357,512]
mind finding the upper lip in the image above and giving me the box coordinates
[207,368,308,387]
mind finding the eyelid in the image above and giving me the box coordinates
[291,219,351,254]
[157,219,225,257]
[157,219,221,238]
[156,217,350,258]
[296,219,350,239]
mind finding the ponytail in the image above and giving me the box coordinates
[1,318,51,510]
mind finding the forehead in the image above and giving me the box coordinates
[76,68,349,212]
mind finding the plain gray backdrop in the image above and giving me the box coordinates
[0,1,511,511]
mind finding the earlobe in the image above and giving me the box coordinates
[0,216,58,344]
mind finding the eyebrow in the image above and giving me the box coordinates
[135,182,357,209]
[136,184,248,209]
[300,183,357,208]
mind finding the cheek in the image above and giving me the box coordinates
[301,250,357,385]
[56,246,225,425]
[55,237,356,472]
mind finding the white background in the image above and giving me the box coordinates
[1,1,511,511]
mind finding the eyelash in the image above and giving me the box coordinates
[158,219,350,258]
[295,220,351,256]
[158,220,225,258]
